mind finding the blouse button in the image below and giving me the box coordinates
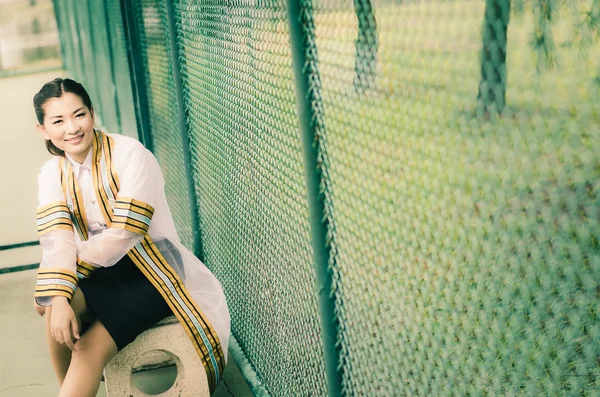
[91,198,96,204]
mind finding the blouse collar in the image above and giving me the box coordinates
[65,146,93,178]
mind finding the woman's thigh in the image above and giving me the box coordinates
[70,287,95,324]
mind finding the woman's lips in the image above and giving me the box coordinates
[66,133,84,144]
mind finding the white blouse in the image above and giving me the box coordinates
[35,133,230,362]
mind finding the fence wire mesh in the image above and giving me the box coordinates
[173,0,329,394]
[128,0,196,250]
[310,0,599,395]
[52,0,600,395]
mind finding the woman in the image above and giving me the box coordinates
[32,78,229,396]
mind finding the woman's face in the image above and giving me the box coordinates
[37,92,95,163]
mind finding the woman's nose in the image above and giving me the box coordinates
[64,120,79,134]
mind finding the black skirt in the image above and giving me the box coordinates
[78,254,172,350]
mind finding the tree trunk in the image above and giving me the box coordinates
[477,0,511,116]
[353,0,378,94]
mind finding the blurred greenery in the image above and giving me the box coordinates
[0,0,55,27]
[0,0,61,73]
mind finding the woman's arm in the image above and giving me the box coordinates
[34,161,78,307]
[35,160,82,349]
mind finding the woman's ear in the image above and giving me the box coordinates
[36,123,50,140]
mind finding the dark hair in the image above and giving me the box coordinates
[33,78,94,156]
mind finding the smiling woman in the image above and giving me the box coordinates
[31,78,230,397]
[33,78,95,160]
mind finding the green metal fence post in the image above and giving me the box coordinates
[286,0,343,396]
[68,0,86,81]
[164,0,203,260]
[120,0,153,150]
[102,0,123,134]
[85,0,104,118]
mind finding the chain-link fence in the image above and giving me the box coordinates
[53,0,600,395]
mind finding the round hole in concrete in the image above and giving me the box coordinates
[131,350,178,395]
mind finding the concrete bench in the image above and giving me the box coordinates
[103,315,210,396]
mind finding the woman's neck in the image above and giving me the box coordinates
[68,146,92,164]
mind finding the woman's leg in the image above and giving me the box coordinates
[45,288,90,385]
[58,320,118,397]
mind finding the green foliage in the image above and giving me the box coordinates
[572,0,600,51]
[530,0,557,71]
[513,0,526,15]
[516,0,600,71]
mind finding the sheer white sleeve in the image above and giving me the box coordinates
[34,160,78,306]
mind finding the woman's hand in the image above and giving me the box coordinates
[33,299,46,317]
[50,296,80,350]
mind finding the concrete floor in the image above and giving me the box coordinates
[0,72,253,396]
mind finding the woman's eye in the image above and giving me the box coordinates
[53,120,63,125]
[76,113,85,118]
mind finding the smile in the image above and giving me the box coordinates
[65,133,84,142]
